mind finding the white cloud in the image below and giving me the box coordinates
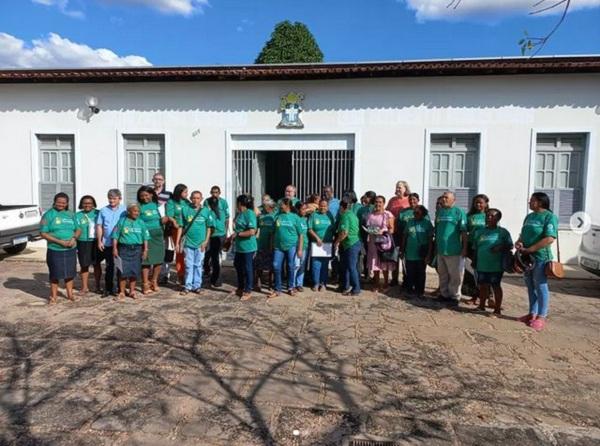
[0,32,152,68]
[403,0,600,22]
[102,0,210,16]
[31,0,85,19]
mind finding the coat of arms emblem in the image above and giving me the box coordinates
[278,92,304,129]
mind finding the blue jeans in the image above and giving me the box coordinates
[340,241,361,294]
[311,256,330,286]
[184,246,205,291]
[273,247,296,292]
[234,251,254,293]
[295,250,308,288]
[524,260,550,318]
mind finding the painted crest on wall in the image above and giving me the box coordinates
[278,92,304,129]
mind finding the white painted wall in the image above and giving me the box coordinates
[1,74,599,262]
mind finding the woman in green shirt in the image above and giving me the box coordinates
[111,203,149,301]
[334,198,361,296]
[204,195,228,288]
[166,184,190,285]
[402,205,434,299]
[293,201,310,292]
[269,198,303,298]
[40,192,80,305]
[308,199,335,291]
[465,194,490,305]
[515,192,558,332]
[232,194,258,301]
[75,195,101,295]
[138,186,169,294]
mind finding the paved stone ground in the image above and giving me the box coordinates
[1,257,600,445]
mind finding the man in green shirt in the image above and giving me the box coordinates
[473,208,513,316]
[334,199,361,296]
[176,191,214,295]
[277,184,300,208]
[203,185,230,287]
[434,191,468,305]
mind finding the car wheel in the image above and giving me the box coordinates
[3,243,27,255]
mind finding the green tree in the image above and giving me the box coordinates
[255,21,324,64]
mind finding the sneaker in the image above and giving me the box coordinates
[530,318,546,331]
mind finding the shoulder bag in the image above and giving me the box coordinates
[545,217,564,279]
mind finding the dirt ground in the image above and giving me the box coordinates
[1,255,599,445]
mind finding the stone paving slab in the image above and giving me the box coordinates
[1,260,600,445]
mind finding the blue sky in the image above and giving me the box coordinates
[1,0,599,68]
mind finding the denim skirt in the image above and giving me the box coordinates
[46,248,77,281]
[119,244,143,278]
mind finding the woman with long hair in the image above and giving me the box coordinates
[166,183,190,286]
[205,195,226,288]
[138,185,169,294]
[515,192,558,332]
[464,194,490,304]
[232,194,258,301]
[75,195,101,295]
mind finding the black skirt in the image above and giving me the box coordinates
[47,248,77,281]
[119,244,143,278]
[77,240,101,268]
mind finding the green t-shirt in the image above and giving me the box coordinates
[404,218,433,261]
[204,197,230,237]
[182,206,214,249]
[467,212,487,246]
[166,199,189,227]
[521,210,558,262]
[111,217,150,245]
[435,206,467,256]
[234,209,257,253]
[139,202,162,231]
[40,208,77,251]
[75,209,98,242]
[257,210,277,250]
[298,216,309,254]
[274,211,302,251]
[397,208,414,236]
[308,211,335,243]
[474,227,513,273]
[351,202,362,216]
[338,210,360,250]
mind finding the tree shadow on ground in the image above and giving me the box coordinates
[3,273,53,301]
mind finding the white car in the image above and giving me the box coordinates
[579,224,600,277]
[0,204,42,255]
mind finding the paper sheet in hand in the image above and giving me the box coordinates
[114,256,123,273]
[311,242,332,257]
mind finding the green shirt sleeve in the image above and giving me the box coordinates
[141,221,150,241]
[40,210,52,233]
[544,213,559,238]
[458,208,467,232]
[111,218,124,240]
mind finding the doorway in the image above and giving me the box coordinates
[232,149,354,203]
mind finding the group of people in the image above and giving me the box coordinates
[39,175,559,332]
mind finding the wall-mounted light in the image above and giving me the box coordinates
[86,96,100,114]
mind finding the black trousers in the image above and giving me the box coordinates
[203,236,224,285]
[405,259,426,295]
[100,247,120,293]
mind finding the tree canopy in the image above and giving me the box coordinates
[255,21,324,64]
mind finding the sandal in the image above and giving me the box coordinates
[288,289,297,297]
[150,281,160,293]
[180,289,189,296]
[241,292,252,301]
[130,293,139,300]
[113,293,125,302]
[267,291,281,299]
[48,296,58,305]
[142,282,152,295]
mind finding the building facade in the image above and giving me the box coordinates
[1,56,599,261]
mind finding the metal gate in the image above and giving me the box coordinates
[291,150,354,200]
[232,149,354,202]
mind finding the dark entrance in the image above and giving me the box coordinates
[264,151,292,201]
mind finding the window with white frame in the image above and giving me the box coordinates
[429,134,479,211]
[38,135,75,211]
[535,133,586,225]
[124,135,165,204]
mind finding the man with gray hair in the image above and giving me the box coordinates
[96,188,126,297]
[434,191,468,306]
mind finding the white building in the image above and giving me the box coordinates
[1,56,599,262]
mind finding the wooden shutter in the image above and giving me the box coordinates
[124,135,165,204]
[38,135,75,211]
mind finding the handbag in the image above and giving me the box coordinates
[545,223,564,279]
